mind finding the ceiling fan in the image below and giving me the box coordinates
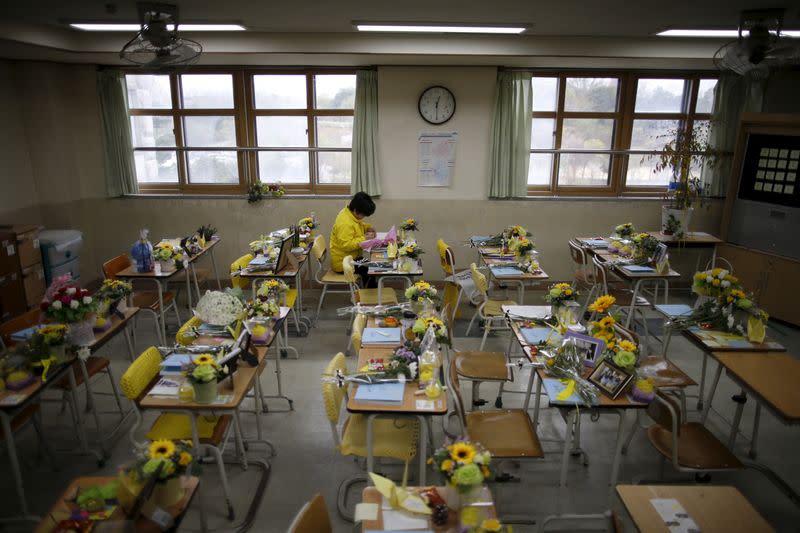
[119,2,202,68]
[713,8,800,78]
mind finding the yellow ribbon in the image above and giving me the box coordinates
[31,356,58,383]
[556,379,576,401]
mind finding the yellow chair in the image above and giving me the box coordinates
[175,316,203,346]
[342,255,398,306]
[347,312,367,354]
[437,239,464,322]
[465,263,517,350]
[230,254,253,290]
[120,346,237,520]
[288,493,332,533]
[311,235,352,322]
[322,353,419,519]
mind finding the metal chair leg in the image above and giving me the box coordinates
[315,285,328,324]
[106,368,125,418]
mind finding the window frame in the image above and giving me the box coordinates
[528,70,717,197]
[126,67,356,195]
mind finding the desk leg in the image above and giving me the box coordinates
[609,410,633,487]
[625,280,643,329]
[417,415,427,485]
[366,414,375,483]
[532,372,543,426]
[560,410,576,487]
[189,415,208,532]
[185,265,193,310]
[0,411,29,518]
[155,279,166,346]
[701,362,723,424]
[697,351,709,411]
[79,358,108,458]
[750,403,761,459]
[124,322,136,361]
[232,409,248,470]
[209,248,222,290]
[522,365,537,412]
[728,389,747,450]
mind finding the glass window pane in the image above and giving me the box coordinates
[561,119,614,150]
[564,78,618,112]
[318,151,351,184]
[532,77,558,112]
[258,151,309,184]
[630,119,681,150]
[315,75,356,109]
[626,156,673,186]
[130,116,175,147]
[257,116,308,147]
[316,116,353,148]
[134,151,178,183]
[183,116,237,147]
[253,75,307,109]
[186,151,238,184]
[531,118,555,149]
[126,75,171,109]
[635,78,686,113]
[180,74,233,109]
[528,154,552,185]
[696,79,717,114]
[558,153,611,186]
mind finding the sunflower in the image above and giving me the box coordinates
[178,451,193,466]
[440,459,454,472]
[193,354,216,365]
[148,439,176,460]
[449,442,477,464]
[598,316,616,328]
[588,295,616,314]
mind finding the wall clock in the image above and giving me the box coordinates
[418,85,456,125]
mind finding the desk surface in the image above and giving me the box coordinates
[239,249,309,279]
[648,231,723,245]
[712,351,800,422]
[360,486,496,532]
[89,306,139,352]
[477,248,550,280]
[34,475,199,533]
[683,327,785,353]
[616,484,772,533]
[117,239,220,279]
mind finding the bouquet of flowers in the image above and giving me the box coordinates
[196,224,217,242]
[544,338,599,405]
[130,439,197,482]
[631,232,660,262]
[589,314,619,352]
[405,280,438,303]
[607,240,633,258]
[195,290,244,326]
[400,218,419,231]
[38,324,67,346]
[245,299,280,319]
[670,291,769,338]
[544,282,577,305]
[412,316,450,347]
[510,236,535,258]
[95,279,133,302]
[613,223,635,239]
[184,353,226,385]
[430,440,492,492]
[505,225,530,239]
[153,242,184,264]
[41,285,97,323]
[692,268,740,298]
[298,216,317,232]
[612,341,638,370]
[249,235,278,255]
[247,180,285,203]
[257,279,289,301]
[382,345,419,380]
[398,242,424,259]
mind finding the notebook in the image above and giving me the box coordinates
[490,266,524,277]
[160,353,193,376]
[362,328,402,345]
[503,305,551,320]
[654,304,693,318]
[582,238,609,248]
[520,327,557,345]
[149,377,182,397]
[542,378,598,406]
[622,265,655,273]
[354,382,405,404]
[10,325,43,342]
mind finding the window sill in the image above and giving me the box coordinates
[123,193,352,200]
[513,195,724,202]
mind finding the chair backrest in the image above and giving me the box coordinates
[288,493,332,533]
[176,316,203,346]
[103,254,131,280]
[120,346,163,401]
[230,254,254,290]
[646,392,682,434]
[311,235,327,263]
[321,353,348,427]
[469,263,488,299]
[446,358,468,435]
[568,239,588,267]
[591,255,610,294]
[351,313,366,351]
[0,309,41,346]
[436,239,456,276]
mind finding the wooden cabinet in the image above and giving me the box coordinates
[0,224,44,317]
[717,243,800,326]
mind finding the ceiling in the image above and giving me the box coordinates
[0,0,798,66]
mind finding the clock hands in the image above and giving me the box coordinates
[435,96,440,120]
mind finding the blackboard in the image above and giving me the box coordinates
[737,133,800,208]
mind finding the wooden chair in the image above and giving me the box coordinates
[103,254,181,346]
[342,255,398,306]
[464,263,516,351]
[288,493,332,533]
[311,235,351,322]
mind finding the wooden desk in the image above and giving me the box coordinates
[360,486,496,532]
[34,476,199,533]
[476,247,549,304]
[616,484,772,533]
[366,250,423,304]
[89,306,139,355]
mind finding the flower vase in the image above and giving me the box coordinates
[192,380,218,404]
[115,297,128,314]
[67,316,96,346]
[444,484,485,511]
[49,344,66,364]
[158,260,176,273]
[399,257,416,273]
[662,206,694,236]
[747,316,766,344]
[151,476,185,508]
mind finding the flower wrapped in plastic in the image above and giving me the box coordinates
[400,218,419,231]
[412,316,451,347]
[405,280,438,303]
[257,279,289,301]
[612,222,635,239]
[195,290,245,326]
[544,338,599,406]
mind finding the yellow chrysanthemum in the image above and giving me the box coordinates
[618,340,637,353]
[193,354,215,366]
[481,518,503,532]
[555,282,571,290]
[450,442,477,464]
[588,295,616,314]
[178,451,192,466]
[441,459,454,472]
[599,316,616,328]
[149,439,176,460]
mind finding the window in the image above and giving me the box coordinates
[528,73,717,195]
[125,69,356,194]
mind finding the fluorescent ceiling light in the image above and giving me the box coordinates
[69,23,245,31]
[355,24,526,34]
[658,29,800,37]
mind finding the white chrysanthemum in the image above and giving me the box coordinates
[66,287,77,295]
[82,296,92,304]
[70,300,79,309]
[718,269,728,279]
[52,300,62,309]
[721,280,731,288]
[706,276,714,283]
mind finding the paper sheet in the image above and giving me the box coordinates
[650,498,701,533]
[381,506,430,530]
[418,132,457,187]
[354,503,379,522]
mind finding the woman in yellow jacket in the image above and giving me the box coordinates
[330,192,377,274]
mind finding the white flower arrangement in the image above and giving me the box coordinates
[195,290,245,326]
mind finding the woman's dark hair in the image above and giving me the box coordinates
[348,191,376,217]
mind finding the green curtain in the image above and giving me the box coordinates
[701,73,764,197]
[488,71,532,198]
[97,70,138,197]
[351,70,381,196]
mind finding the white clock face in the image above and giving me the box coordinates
[418,86,455,125]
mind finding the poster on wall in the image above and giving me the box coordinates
[418,132,457,187]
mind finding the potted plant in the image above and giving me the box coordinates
[153,243,184,273]
[404,280,439,315]
[650,122,719,236]
[118,439,197,510]
[184,354,225,403]
[40,284,98,346]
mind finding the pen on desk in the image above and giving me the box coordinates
[375,330,390,337]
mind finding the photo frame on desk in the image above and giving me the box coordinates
[564,330,605,368]
[588,360,633,399]
[274,232,297,274]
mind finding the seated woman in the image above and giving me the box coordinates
[330,192,376,283]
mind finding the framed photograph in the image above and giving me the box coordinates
[588,360,634,400]
[652,242,668,265]
[564,330,605,368]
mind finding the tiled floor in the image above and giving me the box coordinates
[2,288,799,532]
